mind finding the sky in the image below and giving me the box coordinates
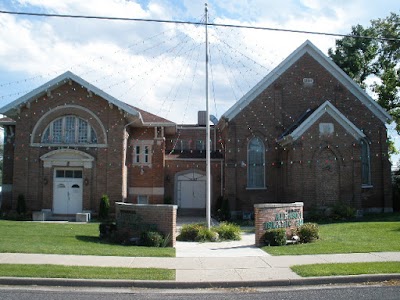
[0,0,399,161]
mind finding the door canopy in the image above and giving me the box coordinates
[40,149,94,168]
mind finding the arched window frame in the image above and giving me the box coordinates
[361,138,372,187]
[247,137,266,189]
[41,115,97,145]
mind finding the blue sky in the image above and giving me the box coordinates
[0,0,399,162]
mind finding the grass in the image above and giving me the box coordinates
[0,264,175,280]
[291,262,400,277]
[0,220,175,257]
[262,213,400,256]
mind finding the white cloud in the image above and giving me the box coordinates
[0,0,398,124]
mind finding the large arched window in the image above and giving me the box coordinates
[248,137,265,188]
[42,116,97,144]
[361,138,371,186]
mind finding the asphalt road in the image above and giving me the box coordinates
[1,284,400,300]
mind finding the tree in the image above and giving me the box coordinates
[329,13,400,153]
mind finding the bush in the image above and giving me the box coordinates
[178,223,204,241]
[195,227,219,242]
[330,202,356,220]
[99,194,110,220]
[141,231,164,247]
[296,223,319,243]
[213,222,241,241]
[264,228,287,246]
[16,194,26,215]
[99,223,117,240]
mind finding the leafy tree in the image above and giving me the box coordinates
[329,13,400,153]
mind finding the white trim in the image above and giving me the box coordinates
[222,40,392,124]
[278,101,366,146]
[30,104,108,145]
[0,71,139,119]
[40,149,94,169]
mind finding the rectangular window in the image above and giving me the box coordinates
[133,142,152,165]
[78,119,88,143]
[196,140,204,151]
[52,119,63,143]
[137,195,148,204]
[65,116,76,143]
[135,146,140,163]
[144,146,149,163]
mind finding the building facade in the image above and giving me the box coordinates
[0,41,393,217]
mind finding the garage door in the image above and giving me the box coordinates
[177,171,206,209]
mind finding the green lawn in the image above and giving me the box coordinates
[0,220,175,257]
[291,262,400,277]
[263,213,400,256]
[0,264,175,280]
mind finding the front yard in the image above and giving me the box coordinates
[263,213,400,256]
[0,220,175,257]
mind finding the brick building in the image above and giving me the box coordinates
[219,40,392,214]
[0,40,393,217]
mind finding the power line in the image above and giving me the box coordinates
[1,10,399,42]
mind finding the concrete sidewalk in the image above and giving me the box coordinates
[0,231,400,285]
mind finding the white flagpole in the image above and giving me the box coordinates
[205,3,211,229]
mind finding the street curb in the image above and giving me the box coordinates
[1,274,400,289]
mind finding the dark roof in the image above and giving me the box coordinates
[129,105,175,125]
[279,108,314,140]
[0,117,16,125]
[166,150,223,159]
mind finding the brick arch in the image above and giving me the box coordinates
[30,105,107,146]
[314,147,340,207]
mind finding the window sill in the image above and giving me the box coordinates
[246,187,268,191]
[32,143,107,148]
[362,184,373,189]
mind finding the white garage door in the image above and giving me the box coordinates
[177,171,206,209]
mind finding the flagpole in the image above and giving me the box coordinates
[205,3,211,229]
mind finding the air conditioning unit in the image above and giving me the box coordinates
[198,111,207,126]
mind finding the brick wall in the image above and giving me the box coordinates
[7,81,127,214]
[220,53,392,213]
[115,202,177,247]
[254,202,303,246]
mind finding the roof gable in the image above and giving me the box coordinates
[278,101,366,146]
[0,71,139,119]
[222,40,391,124]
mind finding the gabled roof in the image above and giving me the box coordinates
[0,71,139,120]
[277,101,366,146]
[130,106,175,126]
[222,40,392,124]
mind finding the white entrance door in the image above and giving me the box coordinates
[177,171,206,209]
[53,169,83,214]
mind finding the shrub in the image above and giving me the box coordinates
[178,223,204,241]
[213,222,241,241]
[195,227,219,242]
[16,194,26,215]
[330,202,356,220]
[99,194,110,220]
[264,228,287,246]
[99,223,117,240]
[296,223,319,243]
[141,231,164,247]
[215,197,231,221]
